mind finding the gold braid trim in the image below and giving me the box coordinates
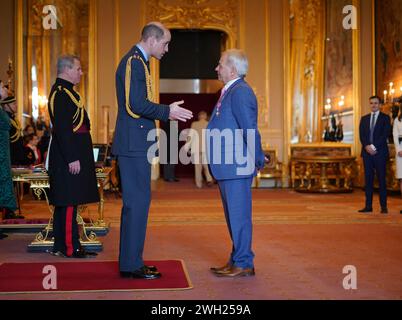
[9,118,22,143]
[49,86,85,132]
[49,87,58,117]
[62,88,85,132]
[125,54,153,119]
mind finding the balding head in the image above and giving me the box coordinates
[139,22,171,60]
[141,22,168,42]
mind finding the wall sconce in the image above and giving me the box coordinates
[338,95,345,108]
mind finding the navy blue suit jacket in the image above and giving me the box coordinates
[359,112,391,157]
[112,46,170,157]
[207,78,265,180]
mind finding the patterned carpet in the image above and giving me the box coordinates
[1,178,401,300]
[16,179,402,226]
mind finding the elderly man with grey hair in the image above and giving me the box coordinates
[207,49,268,277]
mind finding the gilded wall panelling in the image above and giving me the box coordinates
[289,0,325,144]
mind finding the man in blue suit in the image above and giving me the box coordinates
[207,49,267,277]
[358,95,391,214]
[112,22,193,279]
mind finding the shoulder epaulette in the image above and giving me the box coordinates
[125,54,153,119]
[9,117,22,143]
[50,86,85,132]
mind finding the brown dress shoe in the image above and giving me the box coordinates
[210,263,232,274]
[215,266,255,277]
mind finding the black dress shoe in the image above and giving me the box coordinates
[120,266,161,280]
[381,207,388,214]
[71,248,98,258]
[0,233,8,240]
[48,250,67,258]
[145,265,158,272]
[358,207,372,213]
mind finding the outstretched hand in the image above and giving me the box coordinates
[169,100,193,122]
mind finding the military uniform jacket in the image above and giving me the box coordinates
[5,111,26,165]
[47,78,99,206]
[112,45,170,157]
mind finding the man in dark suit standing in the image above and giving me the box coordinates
[207,49,267,277]
[358,95,391,214]
[112,22,192,280]
[47,55,100,258]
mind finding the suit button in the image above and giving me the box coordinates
[140,125,144,128]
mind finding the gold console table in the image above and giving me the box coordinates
[291,156,355,193]
[290,143,355,193]
[8,167,112,252]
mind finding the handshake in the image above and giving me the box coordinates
[168,100,193,122]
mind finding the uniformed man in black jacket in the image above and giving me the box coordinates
[47,55,99,258]
[0,96,26,166]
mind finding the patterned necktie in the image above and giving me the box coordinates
[369,113,376,144]
[215,88,226,116]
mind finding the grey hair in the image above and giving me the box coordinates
[224,49,249,77]
[57,55,80,75]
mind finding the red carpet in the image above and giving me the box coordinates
[0,260,192,294]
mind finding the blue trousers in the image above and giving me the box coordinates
[362,153,387,209]
[118,156,151,271]
[217,177,254,269]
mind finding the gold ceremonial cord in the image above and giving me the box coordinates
[9,118,22,143]
[49,86,85,132]
[125,55,153,119]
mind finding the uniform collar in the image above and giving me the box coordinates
[55,77,74,90]
[136,44,149,62]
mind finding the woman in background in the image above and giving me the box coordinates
[392,104,402,214]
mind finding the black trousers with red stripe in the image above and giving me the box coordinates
[52,206,80,256]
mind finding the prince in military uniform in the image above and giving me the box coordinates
[112,22,193,279]
[47,55,99,258]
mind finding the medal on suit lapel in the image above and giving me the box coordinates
[215,88,227,117]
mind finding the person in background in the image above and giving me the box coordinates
[392,103,402,214]
[24,134,42,166]
[23,124,35,137]
[0,81,18,233]
[185,111,213,188]
[0,96,27,166]
[162,120,180,182]
[37,125,51,163]
[358,95,391,214]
